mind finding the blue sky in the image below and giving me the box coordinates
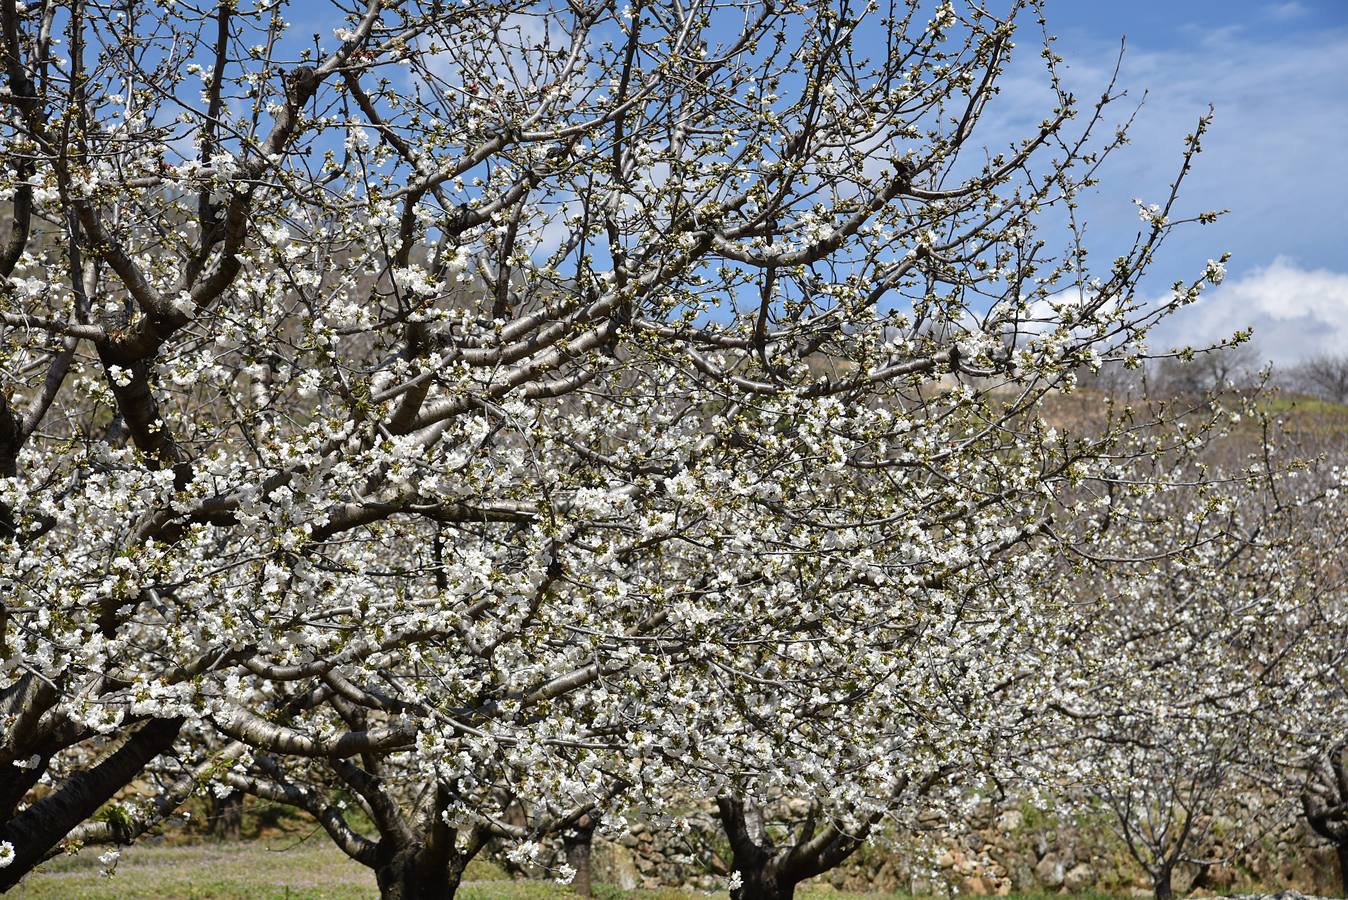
[1033,0,1348,364]
[275,0,1346,365]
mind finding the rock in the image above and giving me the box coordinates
[960,876,992,895]
[1205,866,1237,889]
[1064,863,1095,893]
[995,810,1024,833]
[1035,854,1065,888]
[1006,859,1036,891]
[594,842,640,891]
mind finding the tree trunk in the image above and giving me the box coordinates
[731,859,797,900]
[1189,861,1211,893]
[209,789,244,840]
[1153,866,1174,900]
[716,794,810,900]
[563,815,595,897]
[373,843,467,900]
[1336,839,1348,898]
[715,793,876,900]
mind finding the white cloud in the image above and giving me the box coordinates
[1150,257,1348,366]
[1266,2,1310,21]
[969,18,1348,295]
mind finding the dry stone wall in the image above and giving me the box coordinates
[552,804,1344,895]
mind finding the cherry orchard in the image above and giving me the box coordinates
[1049,417,1348,900]
[1,0,1225,894]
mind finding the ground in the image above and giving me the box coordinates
[16,839,927,899]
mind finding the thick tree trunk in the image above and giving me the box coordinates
[718,796,799,900]
[716,793,876,900]
[373,843,467,900]
[732,859,797,900]
[1189,861,1211,893]
[1153,866,1174,900]
[563,815,595,897]
[209,789,244,840]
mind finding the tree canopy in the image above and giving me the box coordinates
[0,1,1305,898]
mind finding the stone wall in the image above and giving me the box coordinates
[553,804,1344,896]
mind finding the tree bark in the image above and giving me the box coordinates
[732,859,797,900]
[563,815,595,897]
[1153,866,1174,900]
[0,716,183,889]
[718,796,798,900]
[1335,839,1348,898]
[209,789,244,840]
[716,793,879,900]
[373,842,468,900]
[1189,861,1211,893]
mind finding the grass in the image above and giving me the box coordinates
[14,839,925,899]
[11,839,1172,900]
[17,839,376,899]
[1256,392,1348,417]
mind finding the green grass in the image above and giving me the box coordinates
[14,840,1145,899]
[14,839,893,899]
[1257,392,1348,416]
[17,840,377,899]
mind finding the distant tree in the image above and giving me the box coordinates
[1055,424,1348,900]
[1287,354,1348,405]
[561,815,596,898]
[207,790,244,841]
[1073,359,1145,400]
[1155,343,1261,398]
